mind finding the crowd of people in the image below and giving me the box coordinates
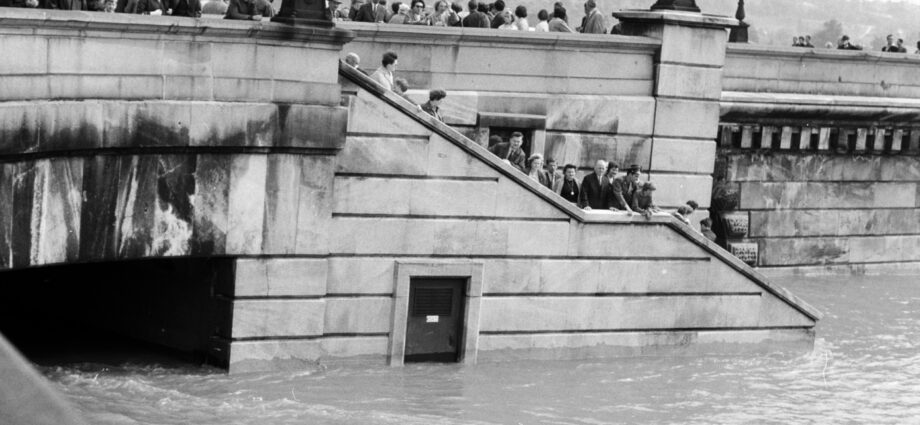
[338,0,613,33]
[0,0,618,31]
[0,0,274,19]
[794,33,920,53]
[352,50,715,239]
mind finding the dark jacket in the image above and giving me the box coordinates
[44,0,86,9]
[555,178,579,204]
[528,169,552,189]
[354,1,386,22]
[421,101,442,121]
[578,173,612,209]
[610,176,638,211]
[135,0,164,13]
[224,0,274,19]
[168,0,201,17]
[488,142,526,173]
[462,11,489,28]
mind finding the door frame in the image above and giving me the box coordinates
[389,262,483,366]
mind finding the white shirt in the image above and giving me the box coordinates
[535,20,548,32]
[370,67,393,91]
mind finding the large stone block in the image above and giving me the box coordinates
[47,36,163,75]
[572,223,707,259]
[0,76,50,101]
[480,258,755,294]
[38,101,105,152]
[332,176,500,217]
[493,178,570,219]
[647,174,712,209]
[649,138,715,174]
[49,75,165,100]
[0,35,48,74]
[836,209,920,236]
[279,105,347,149]
[229,340,323,373]
[210,42,274,79]
[324,297,393,333]
[545,96,656,135]
[348,90,430,136]
[226,155,267,255]
[655,64,723,100]
[188,103,278,147]
[161,40,212,77]
[426,134,496,178]
[335,136,429,175]
[320,336,389,362]
[231,299,325,338]
[29,159,83,266]
[235,258,328,297]
[660,25,728,67]
[212,78,274,103]
[261,155,302,254]
[653,99,720,139]
[294,156,334,255]
[739,182,917,209]
[327,258,396,294]
[104,102,192,148]
[479,295,762,331]
[749,210,840,238]
[758,237,849,266]
[880,156,920,181]
[190,154,230,256]
[726,154,882,183]
[543,133,652,171]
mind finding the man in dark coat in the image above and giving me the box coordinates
[168,0,201,16]
[578,159,612,210]
[354,0,387,22]
[462,0,489,27]
[488,132,526,173]
[224,0,273,19]
[611,164,641,214]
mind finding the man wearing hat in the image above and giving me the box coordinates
[611,164,641,214]
[632,181,661,218]
[579,0,605,34]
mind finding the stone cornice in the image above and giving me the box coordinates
[336,21,660,53]
[0,8,354,46]
[613,10,738,29]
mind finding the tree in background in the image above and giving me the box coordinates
[812,19,844,48]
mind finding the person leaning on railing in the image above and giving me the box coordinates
[224,0,273,20]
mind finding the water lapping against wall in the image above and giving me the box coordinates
[40,276,920,424]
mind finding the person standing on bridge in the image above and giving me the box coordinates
[224,0,274,20]
[370,51,398,91]
[579,0,605,34]
[462,0,489,27]
[421,89,447,121]
[610,164,641,214]
[578,159,612,210]
[489,133,527,173]
[555,164,580,204]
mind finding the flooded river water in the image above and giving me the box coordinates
[40,275,920,424]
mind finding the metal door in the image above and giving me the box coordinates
[405,278,465,363]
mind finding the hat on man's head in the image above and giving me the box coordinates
[625,164,641,174]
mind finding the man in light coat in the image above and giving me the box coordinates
[580,0,605,34]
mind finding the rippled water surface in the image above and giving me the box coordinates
[41,275,920,424]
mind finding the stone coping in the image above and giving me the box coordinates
[337,21,660,52]
[727,42,920,64]
[613,9,737,29]
[721,91,920,125]
[723,91,920,109]
[0,7,354,45]
[339,60,822,322]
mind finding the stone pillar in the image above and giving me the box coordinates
[613,10,736,227]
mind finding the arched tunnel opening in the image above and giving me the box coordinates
[0,258,233,369]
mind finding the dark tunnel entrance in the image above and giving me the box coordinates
[0,258,234,369]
